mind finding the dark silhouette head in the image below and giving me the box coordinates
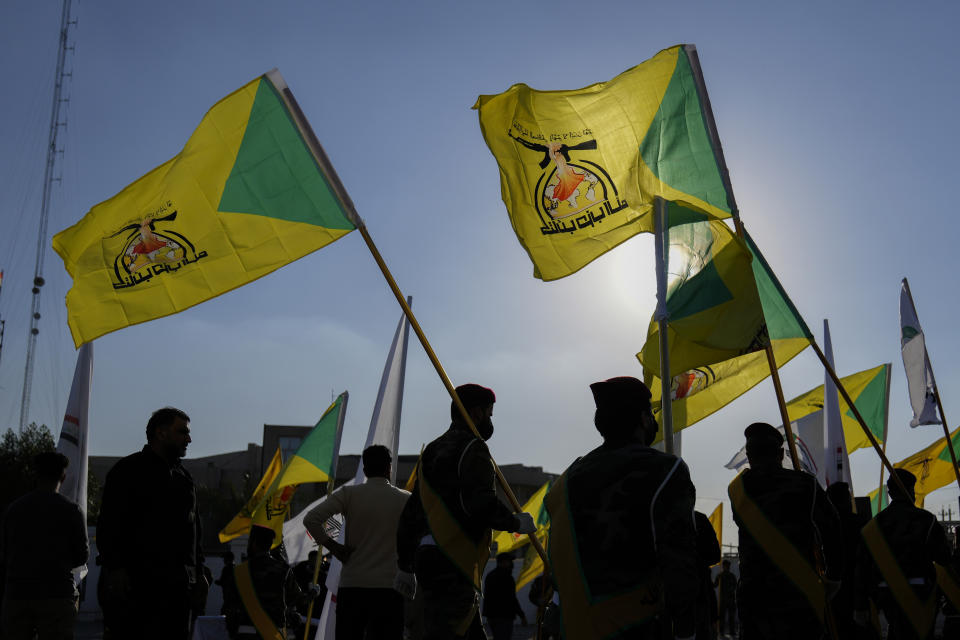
[34,451,69,488]
[744,423,784,470]
[451,384,496,440]
[248,525,276,555]
[887,469,917,503]
[590,377,656,446]
[146,407,192,462]
[826,482,853,516]
[362,444,392,479]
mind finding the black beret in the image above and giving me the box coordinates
[888,468,917,492]
[590,377,652,412]
[455,384,496,409]
[744,422,784,447]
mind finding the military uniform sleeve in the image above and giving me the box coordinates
[652,458,698,637]
[695,511,721,568]
[396,480,427,573]
[812,482,843,582]
[458,439,516,532]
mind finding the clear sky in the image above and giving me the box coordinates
[2,1,960,542]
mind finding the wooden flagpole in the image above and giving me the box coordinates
[268,70,550,571]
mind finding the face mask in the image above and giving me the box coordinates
[478,417,494,441]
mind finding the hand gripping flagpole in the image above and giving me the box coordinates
[267,70,551,574]
[902,278,960,498]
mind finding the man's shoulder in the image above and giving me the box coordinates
[106,448,149,477]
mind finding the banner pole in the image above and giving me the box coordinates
[267,71,550,570]
[356,223,551,570]
[902,278,960,497]
[303,477,339,640]
[653,197,675,454]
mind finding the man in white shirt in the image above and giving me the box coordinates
[304,445,410,640]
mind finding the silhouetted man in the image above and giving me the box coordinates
[730,422,841,640]
[97,407,205,640]
[482,553,527,640]
[544,376,699,639]
[304,445,410,640]
[855,469,950,640]
[0,451,88,640]
[396,384,535,640]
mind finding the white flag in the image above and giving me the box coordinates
[724,412,822,478]
[823,320,852,487]
[900,279,940,427]
[314,299,413,639]
[56,341,93,581]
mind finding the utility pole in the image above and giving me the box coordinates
[20,0,76,431]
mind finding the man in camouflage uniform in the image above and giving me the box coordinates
[729,422,842,640]
[395,384,535,640]
[854,469,950,640]
[544,376,699,640]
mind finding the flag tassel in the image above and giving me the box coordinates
[902,278,960,502]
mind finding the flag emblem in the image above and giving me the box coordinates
[509,132,627,236]
[108,206,207,289]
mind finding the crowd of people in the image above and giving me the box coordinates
[2,378,960,639]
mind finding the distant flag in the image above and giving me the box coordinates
[403,447,422,493]
[516,529,549,591]
[251,393,348,547]
[52,69,358,347]
[867,424,960,510]
[900,279,940,426]
[708,503,723,556]
[493,480,551,555]
[822,321,851,487]
[642,229,812,439]
[218,447,284,543]
[316,300,413,639]
[474,45,734,281]
[55,341,92,582]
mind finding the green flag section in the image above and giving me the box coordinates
[492,480,551,555]
[639,213,765,378]
[640,228,812,438]
[218,447,284,543]
[869,486,889,516]
[474,45,734,281]
[786,364,891,454]
[867,425,960,510]
[53,70,358,347]
[255,392,348,509]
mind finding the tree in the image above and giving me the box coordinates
[0,423,55,515]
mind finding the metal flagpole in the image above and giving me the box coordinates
[902,278,960,502]
[653,197,675,454]
[267,73,551,572]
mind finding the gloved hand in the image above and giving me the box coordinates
[853,609,870,627]
[307,583,323,599]
[393,570,417,600]
[824,577,841,600]
[513,512,536,535]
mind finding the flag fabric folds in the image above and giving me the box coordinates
[53,69,358,347]
[474,44,733,281]
[900,279,940,426]
[56,342,93,583]
[639,213,765,378]
[868,425,960,509]
[642,229,812,437]
[785,364,890,454]
[266,393,347,495]
[218,447,284,543]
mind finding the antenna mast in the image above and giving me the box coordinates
[19,0,76,431]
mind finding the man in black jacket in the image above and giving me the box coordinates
[96,407,205,640]
[482,553,527,640]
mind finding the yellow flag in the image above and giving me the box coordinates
[252,482,298,548]
[474,45,733,281]
[708,503,723,552]
[492,480,550,555]
[868,425,960,509]
[53,70,357,347]
[218,447,284,543]
[516,529,548,591]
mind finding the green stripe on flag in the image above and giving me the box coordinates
[219,79,355,230]
[744,231,813,341]
[844,365,888,440]
[640,50,730,214]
